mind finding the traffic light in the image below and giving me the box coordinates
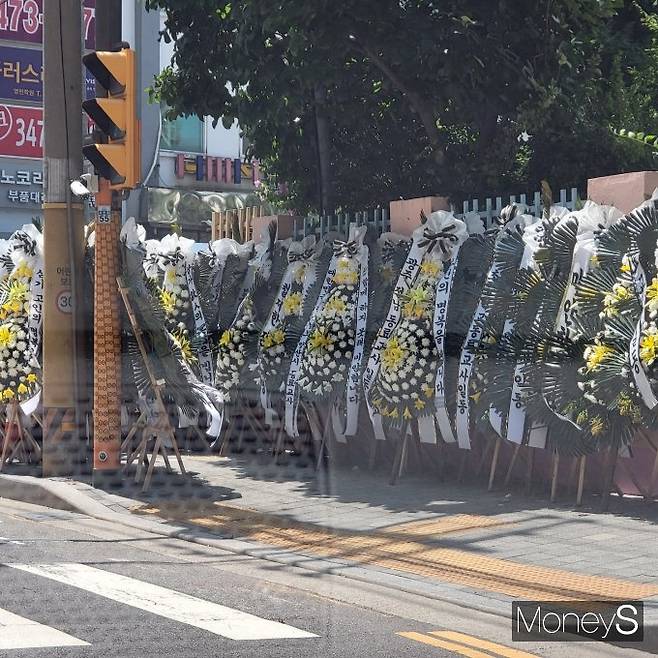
[82,46,140,190]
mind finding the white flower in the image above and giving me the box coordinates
[517,131,532,143]
[7,358,16,368]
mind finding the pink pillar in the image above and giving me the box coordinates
[389,196,451,236]
[587,171,658,214]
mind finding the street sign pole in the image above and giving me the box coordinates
[92,178,122,478]
[91,0,123,486]
[42,0,86,476]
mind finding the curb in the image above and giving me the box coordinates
[0,473,508,620]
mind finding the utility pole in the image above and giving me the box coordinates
[42,0,85,476]
[92,0,123,485]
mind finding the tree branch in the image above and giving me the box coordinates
[353,38,445,166]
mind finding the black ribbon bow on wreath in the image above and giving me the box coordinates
[288,246,317,263]
[418,224,459,255]
[333,239,359,258]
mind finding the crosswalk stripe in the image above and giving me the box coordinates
[430,631,539,658]
[6,563,318,641]
[0,607,89,650]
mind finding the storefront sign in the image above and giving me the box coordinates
[0,0,95,49]
[0,46,94,104]
[0,104,42,158]
[0,45,41,102]
[0,158,43,208]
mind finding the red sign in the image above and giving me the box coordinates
[0,104,42,158]
[0,0,95,49]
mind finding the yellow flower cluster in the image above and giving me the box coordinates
[324,295,347,315]
[381,336,405,371]
[262,328,285,349]
[172,327,196,363]
[585,343,612,372]
[0,323,15,349]
[640,330,658,366]
[646,277,658,302]
[402,286,431,320]
[308,328,333,352]
[332,258,359,286]
[419,259,442,279]
[159,289,176,315]
[282,292,302,316]
[602,283,632,316]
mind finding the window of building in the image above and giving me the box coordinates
[160,111,204,154]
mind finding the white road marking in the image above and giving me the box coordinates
[7,563,317,641]
[0,607,89,650]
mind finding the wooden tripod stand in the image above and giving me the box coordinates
[117,277,187,492]
[0,401,41,471]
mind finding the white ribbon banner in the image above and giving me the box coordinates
[433,250,461,444]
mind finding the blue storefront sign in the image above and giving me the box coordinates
[0,45,41,103]
[0,45,95,104]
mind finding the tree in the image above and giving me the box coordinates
[146,0,657,212]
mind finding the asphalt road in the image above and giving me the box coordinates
[0,499,650,658]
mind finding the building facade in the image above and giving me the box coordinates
[126,5,261,242]
[0,1,259,240]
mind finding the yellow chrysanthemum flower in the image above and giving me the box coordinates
[6,280,28,303]
[262,328,285,349]
[159,289,176,315]
[282,292,302,316]
[419,260,442,279]
[26,373,37,383]
[403,286,431,319]
[646,277,658,302]
[219,330,232,347]
[585,343,612,371]
[172,328,197,363]
[620,261,631,274]
[332,259,359,286]
[602,283,632,317]
[414,398,426,410]
[324,295,347,315]
[17,383,28,395]
[590,416,605,437]
[11,263,32,281]
[640,331,658,366]
[422,384,434,398]
[0,323,15,349]
[3,388,14,400]
[381,336,406,371]
[309,328,333,352]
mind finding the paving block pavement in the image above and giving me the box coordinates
[1,453,658,619]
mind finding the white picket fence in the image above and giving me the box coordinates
[291,187,581,239]
[457,187,580,229]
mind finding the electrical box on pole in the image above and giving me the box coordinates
[82,46,140,190]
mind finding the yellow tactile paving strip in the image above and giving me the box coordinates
[139,502,658,602]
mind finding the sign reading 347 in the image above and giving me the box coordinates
[0,104,42,158]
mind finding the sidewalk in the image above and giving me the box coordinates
[1,453,657,616]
